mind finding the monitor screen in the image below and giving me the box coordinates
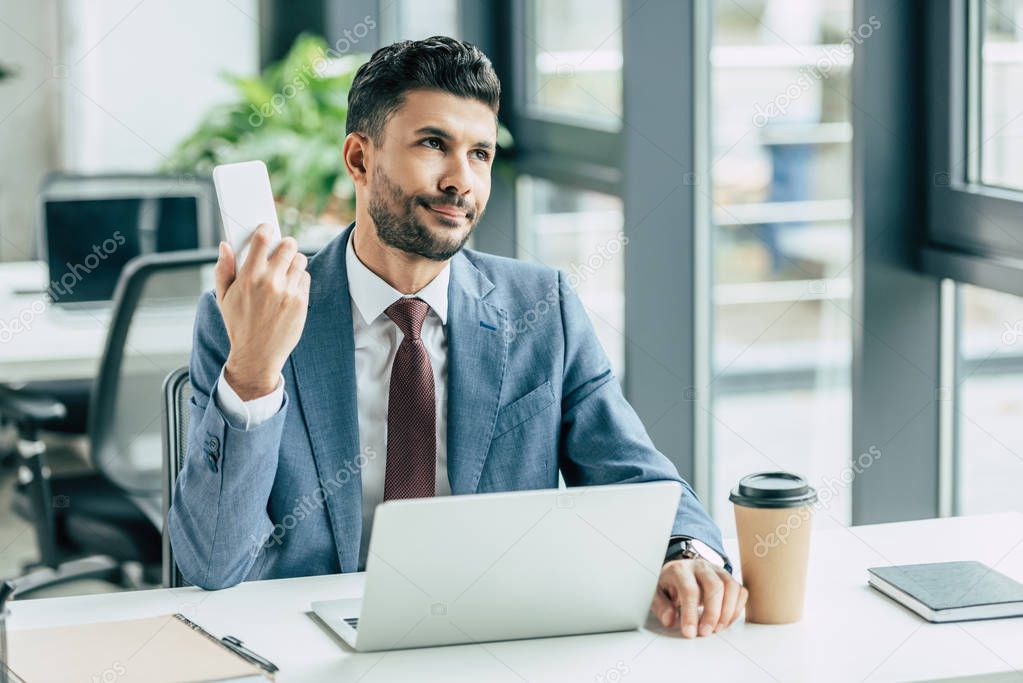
[44,195,201,304]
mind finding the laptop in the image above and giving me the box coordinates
[311,480,682,652]
[37,173,215,307]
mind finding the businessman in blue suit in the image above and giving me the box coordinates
[169,37,747,638]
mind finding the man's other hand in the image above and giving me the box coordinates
[650,558,748,638]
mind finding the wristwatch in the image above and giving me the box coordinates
[664,536,701,564]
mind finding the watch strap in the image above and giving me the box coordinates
[664,535,699,564]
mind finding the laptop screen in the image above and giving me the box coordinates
[44,195,201,304]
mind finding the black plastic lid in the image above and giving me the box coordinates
[728,471,818,509]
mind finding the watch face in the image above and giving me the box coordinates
[671,540,698,560]
[666,540,696,562]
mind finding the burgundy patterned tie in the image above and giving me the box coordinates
[383,297,436,501]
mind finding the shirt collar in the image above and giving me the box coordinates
[345,229,450,326]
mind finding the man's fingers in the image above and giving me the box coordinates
[240,223,274,276]
[650,588,675,628]
[655,561,746,638]
[269,236,299,273]
[695,565,724,637]
[716,573,742,632]
[730,586,749,625]
[286,255,310,302]
[285,251,308,279]
[285,252,308,291]
[215,241,236,302]
[676,570,701,639]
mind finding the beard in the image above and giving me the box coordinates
[367,166,482,262]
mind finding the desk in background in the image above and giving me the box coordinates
[8,513,1023,682]
[0,261,197,383]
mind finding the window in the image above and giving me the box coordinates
[525,0,623,126]
[955,283,1023,514]
[507,2,625,379]
[516,176,626,378]
[708,0,854,534]
[381,0,459,43]
[976,0,1023,191]
[919,1,1023,521]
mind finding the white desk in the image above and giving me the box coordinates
[0,261,198,383]
[8,512,1023,682]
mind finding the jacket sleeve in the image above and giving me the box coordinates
[554,271,729,566]
[167,290,289,590]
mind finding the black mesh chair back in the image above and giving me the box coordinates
[89,249,218,505]
[161,366,192,588]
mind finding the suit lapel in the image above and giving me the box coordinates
[446,251,508,494]
[289,224,362,573]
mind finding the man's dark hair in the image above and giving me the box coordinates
[346,36,501,142]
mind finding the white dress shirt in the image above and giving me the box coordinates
[215,234,451,571]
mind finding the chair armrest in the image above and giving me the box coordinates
[0,384,67,425]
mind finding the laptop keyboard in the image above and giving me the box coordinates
[343,617,360,630]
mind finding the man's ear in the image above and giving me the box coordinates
[342,132,370,186]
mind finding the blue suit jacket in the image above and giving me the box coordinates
[168,225,725,590]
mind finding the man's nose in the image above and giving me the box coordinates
[439,156,473,196]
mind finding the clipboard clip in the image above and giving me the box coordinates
[220,635,279,675]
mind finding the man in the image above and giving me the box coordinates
[168,36,747,639]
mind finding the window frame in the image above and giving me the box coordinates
[923,0,1023,297]
[506,0,624,170]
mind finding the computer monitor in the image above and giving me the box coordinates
[37,174,217,305]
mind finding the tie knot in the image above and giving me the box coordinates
[385,297,430,340]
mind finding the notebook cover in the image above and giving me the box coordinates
[868,561,1023,611]
[8,614,268,683]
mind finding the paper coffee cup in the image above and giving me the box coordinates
[730,472,818,624]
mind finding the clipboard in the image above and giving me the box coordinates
[6,613,275,683]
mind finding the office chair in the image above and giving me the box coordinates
[0,249,219,596]
[161,366,191,589]
[0,372,91,470]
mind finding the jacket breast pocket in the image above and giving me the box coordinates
[492,380,557,440]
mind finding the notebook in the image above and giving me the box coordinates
[868,561,1023,623]
[7,613,273,683]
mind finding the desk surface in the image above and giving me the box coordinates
[0,261,198,382]
[8,512,1023,682]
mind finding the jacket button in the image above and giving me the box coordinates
[205,436,221,472]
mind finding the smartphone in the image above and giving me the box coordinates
[212,160,282,269]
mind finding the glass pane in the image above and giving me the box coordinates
[978,0,1023,191]
[956,283,1023,514]
[385,0,459,42]
[516,176,625,378]
[526,0,623,126]
[710,0,854,536]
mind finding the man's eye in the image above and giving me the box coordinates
[422,138,443,149]
[473,150,491,162]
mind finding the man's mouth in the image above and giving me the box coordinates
[425,203,468,220]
